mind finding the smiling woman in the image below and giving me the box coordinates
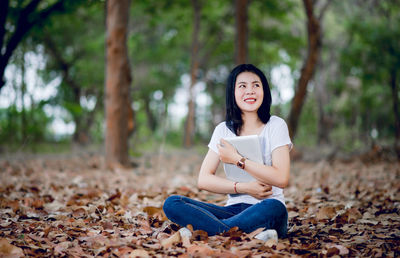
[234,72,264,114]
[163,64,292,240]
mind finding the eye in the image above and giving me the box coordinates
[254,83,261,88]
[238,84,246,88]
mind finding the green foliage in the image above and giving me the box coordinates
[0,104,51,143]
[332,0,400,146]
[1,0,398,154]
[293,94,318,147]
[249,0,305,69]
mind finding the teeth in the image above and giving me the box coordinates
[244,99,256,102]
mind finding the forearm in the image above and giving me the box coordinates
[219,144,290,189]
[197,149,238,194]
[243,160,289,188]
[197,173,237,194]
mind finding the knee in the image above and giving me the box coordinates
[260,199,287,218]
[163,195,181,216]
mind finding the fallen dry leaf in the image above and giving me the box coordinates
[129,249,149,257]
[186,243,216,256]
[0,238,24,257]
[316,206,337,220]
[0,151,398,257]
[161,231,181,249]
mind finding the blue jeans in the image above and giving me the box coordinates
[163,195,288,238]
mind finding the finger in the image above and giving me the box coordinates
[259,183,272,191]
[221,138,234,148]
[264,185,272,191]
[263,191,273,196]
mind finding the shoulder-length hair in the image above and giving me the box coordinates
[225,64,272,135]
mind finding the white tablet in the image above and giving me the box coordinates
[223,135,264,182]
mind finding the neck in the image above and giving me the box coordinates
[240,112,263,133]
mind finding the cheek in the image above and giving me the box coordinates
[234,89,242,102]
[258,89,264,100]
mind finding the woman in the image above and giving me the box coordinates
[163,64,292,239]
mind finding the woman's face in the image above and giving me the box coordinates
[234,72,264,113]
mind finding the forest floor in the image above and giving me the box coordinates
[0,146,399,257]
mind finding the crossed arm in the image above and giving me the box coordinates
[197,139,290,199]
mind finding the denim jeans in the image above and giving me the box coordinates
[163,195,288,238]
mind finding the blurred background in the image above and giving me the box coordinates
[0,0,399,163]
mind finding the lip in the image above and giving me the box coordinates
[244,98,256,103]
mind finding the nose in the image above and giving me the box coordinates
[245,87,255,94]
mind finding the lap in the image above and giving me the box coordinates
[164,195,251,219]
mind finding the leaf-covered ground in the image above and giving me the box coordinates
[0,148,399,257]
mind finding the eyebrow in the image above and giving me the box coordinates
[237,80,261,84]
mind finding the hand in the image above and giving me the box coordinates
[238,181,272,200]
[217,139,242,164]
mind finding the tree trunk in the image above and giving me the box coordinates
[315,57,333,145]
[287,0,324,139]
[390,69,400,159]
[105,0,132,167]
[235,0,249,65]
[143,95,157,132]
[184,0,201,148]
[20,50,27,141]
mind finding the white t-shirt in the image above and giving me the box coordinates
[208,115,292,206]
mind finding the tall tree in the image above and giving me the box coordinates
[314,56,334,145]
[235,0,249,65]
[287,0,331,139]
[105,0,132,167]
[0,0,84,91]
[183,0,201,148]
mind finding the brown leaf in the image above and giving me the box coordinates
[186,224,193,232]
[326,246,340,256]
[107,190,121,202]
[187,244,216,256]
[161,232,181,249]
[0,238,24,257]
[102,221,113,230]
[3,200,20,212]
[54,241,70,255]
[143,206,167,221]
[138,218,153,234]
[247,227,265,239]
[181,235,191,248]
[325,244,349,256]
[129,249,149,257]
[346,208,363,223]
[72,207,86,218]
[222,226,242,238]
[114,246,134,256]
[265,238,278,248]
[336,208,362,224]
[31,199,44,209]
[316,206,337,220]
[192,230,208,241]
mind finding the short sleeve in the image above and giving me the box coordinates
[270,118,293,152]
[208,122,225,154]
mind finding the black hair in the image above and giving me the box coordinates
[225,64,272,135]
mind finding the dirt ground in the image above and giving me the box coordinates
[0,147,399,257]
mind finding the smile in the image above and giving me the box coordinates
[244,98,256,103]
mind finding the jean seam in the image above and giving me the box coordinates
[179,196,236,216]
[178,196,231,230]
[186,202,231,230]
